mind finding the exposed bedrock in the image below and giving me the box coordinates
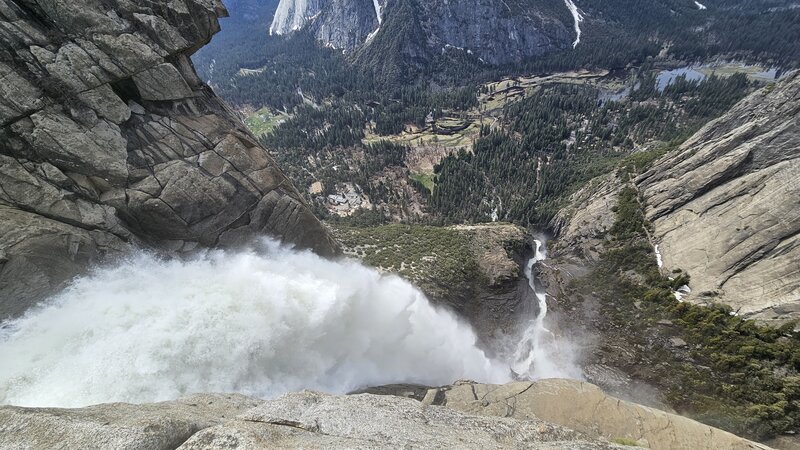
[0,380,771,449]
[637,73,800,323]
[0,0,339,319]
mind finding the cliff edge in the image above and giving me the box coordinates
[0,0,339,319]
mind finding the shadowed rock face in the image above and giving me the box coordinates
[637,74,800,323]
[0,0,339,319]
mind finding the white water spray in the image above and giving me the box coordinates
[372,0,383,24]
[563,0,584,49]
[0,240,510,408]
[511,240,582,380]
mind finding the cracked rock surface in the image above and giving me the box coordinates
[0,0,339,319]
[637,74,800,322]
[0,393,263,450]
[436,379,771,450]
[0,384,627,449]
[1,380,773,449]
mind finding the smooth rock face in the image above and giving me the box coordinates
[637,74,800,322]
[0,393,263,450]
[170,390,621,449]
[437,379,771,450]
[550,173,621,261]
[270,0,330,35]
[271,0,382,51]
[0,0,339,319]
[0,381,772,449]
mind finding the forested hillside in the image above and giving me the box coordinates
[195,0,800,101]
[431,72,754,226]
[191,0,799,228]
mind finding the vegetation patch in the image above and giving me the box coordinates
[329,222,526,308]
[244,108,288,137]
[611,437,640,447]
[409,172,435,194]
[330,224,483,303]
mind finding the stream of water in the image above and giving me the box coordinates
[511,239,582,380]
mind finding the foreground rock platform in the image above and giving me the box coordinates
[0,379,771,449]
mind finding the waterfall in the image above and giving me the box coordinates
[511,239,582,380]
[0,240,510,408]
[372,0,383,24]
[563,0,584,48]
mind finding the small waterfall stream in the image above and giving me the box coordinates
[510,239,582,380]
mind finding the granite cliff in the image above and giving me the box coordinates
[553,73,800,326]
[269,0,572,64]
[270,0,382,52]
[637,73,800,324]
[0,0,339,320]
[541,74,800,441]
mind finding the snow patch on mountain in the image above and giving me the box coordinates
[563,0,584,48]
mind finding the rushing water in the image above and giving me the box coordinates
[511,240,582,380]
[563,0,584,48]
[0,240,511,407]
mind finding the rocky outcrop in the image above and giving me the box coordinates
[270,0,571,64]
[181,389,620,449]
[0,393,261,450]
[331,222,531,349]
[6,380,772,449]
[449,223,532,347]
[436,380,771,450]
[0,0,339,319]
[637,74,800,323]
